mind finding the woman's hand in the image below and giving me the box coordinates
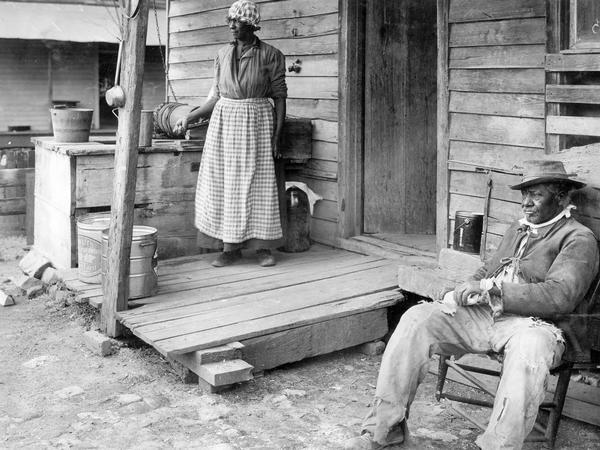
[175,116,189,135]
[271,134,282,159]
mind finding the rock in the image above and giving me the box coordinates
[198,404,232,422]
[0,290,15,306]
[116,394,143,406]
[282,388,306,397]
[12,276,45,298]
[19,250,52,279]
[41,267,60,285]
[459,429,472,436]
[414,428,458,442]
[83,330,115,357]
[54,386,84,399]
[22,355,59,368]
[358,340,386,356]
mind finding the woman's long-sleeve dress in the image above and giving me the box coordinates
[194,38,287,250]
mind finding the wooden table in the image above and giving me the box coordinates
[33,137,203,269]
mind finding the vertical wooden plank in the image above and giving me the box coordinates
[437,0,450,253]
[337,0,365,240]
[101,1,150,338]
[25,169,34,246]
[545,0,568,154]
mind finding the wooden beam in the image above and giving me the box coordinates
[546,53,600,71]
[546,84,600,104]
[337,0,365,240]
[545,0,568,154]
[546,115,600,137]
[101,1,150,337]
[437,0,450,254]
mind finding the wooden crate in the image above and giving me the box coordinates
[33,137,203,269]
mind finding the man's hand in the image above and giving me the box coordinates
[453,280,483,306]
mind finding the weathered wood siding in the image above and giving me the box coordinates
[167,0,339,246]
[446,0,547,252]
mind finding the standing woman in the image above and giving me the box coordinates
[176,1,287,267]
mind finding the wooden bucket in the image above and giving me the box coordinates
[50,108,93,143]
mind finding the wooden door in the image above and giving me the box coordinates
[363,0,437,235]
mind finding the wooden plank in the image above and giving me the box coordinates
[168,34,338,63]
[33,196,74,269]
[241,309,388,371]
[546,85,600,104]
[449,141,544,171]
[0,168,31,187]
[169,76,338,99]
[169,54,338,81]
[157,290,401,356]
[450,170,521,204]
[450,113,545,148]
[312,119,337,143]
[286,98,338,121]
[309,216,338,247]
[546,53,600,71]
[133,264,399,342]
[449,68,545,94]
[170,13,338,47]
[101,2,149,338]
[449,92,544,118]
[120,259,392,326]
[196,359,253,386]
[0,198,26,215]
[294,176,337,201]
[449,45,545,69]
[25,169,34,245]
[437,0,450,253]
[75,152,201,208]
[547,116,600,137]
[34,146,73,216]
[449,18,545,47]
[449,194,521,223]
[168,0,268,17]
[311,141,337,162]
[449,0,545,23]
[169,0,338,32]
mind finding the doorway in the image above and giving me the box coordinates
[359,0,437,254]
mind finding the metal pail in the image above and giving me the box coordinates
[77,213,111,283]
[453,211,483,254]
[101,226,158,299]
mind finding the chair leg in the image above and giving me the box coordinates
[435,354,451,401]
[544,364,573,449]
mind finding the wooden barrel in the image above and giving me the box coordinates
[50,108,94,143]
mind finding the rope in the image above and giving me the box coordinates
[153,0,177,101]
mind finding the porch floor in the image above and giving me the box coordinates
[63,245,404,387]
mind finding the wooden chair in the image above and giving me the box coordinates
[435,275,600,449]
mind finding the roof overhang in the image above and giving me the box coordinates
[0,1,166,46]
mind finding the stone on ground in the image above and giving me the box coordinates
[83,330,115,357]
[0,289,15,306]
[19,250,52,279]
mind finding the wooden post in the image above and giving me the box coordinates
[101,1,149,337]
[436,0,450,254]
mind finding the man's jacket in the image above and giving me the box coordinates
[473,217,599,319]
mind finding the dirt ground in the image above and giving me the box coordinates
[1,236,599,450]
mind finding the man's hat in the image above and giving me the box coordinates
[509,160,586,190]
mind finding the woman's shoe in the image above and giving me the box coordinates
[256,249,276,267]
[211,249,242,267]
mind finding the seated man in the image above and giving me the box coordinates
[345,160,599,450]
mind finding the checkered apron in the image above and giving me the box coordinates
[194,97,282,243]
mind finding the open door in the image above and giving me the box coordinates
[362,0,437,249]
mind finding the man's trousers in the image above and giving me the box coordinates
[362,302,565,450]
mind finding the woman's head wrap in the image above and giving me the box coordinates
[228,1,261,28]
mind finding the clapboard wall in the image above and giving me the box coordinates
[445,0,548,252]
[167,0,340,246]
[0,39,166,133]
